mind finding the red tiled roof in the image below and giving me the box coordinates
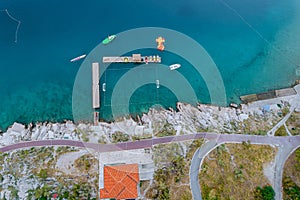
[100,164,139,199]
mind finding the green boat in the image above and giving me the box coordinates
[102,35,116,44]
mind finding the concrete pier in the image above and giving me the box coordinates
[92,62,100,109]
[103,54,161,63]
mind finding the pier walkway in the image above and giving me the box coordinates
[92,62,100,109]
[103,54,161,63]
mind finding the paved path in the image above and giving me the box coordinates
[273,137,300,200]
[2,133,299,155]
[0,133,207,153]
[267,85,300,136]
[267,106,295,136]
[190,140,218,200]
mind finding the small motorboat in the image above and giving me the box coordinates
[229,103,239,108]
[102,35,116,45]
[156,80,160,88]
[102,83,106,92]
[70,54,86,62]
[169,63,181,70]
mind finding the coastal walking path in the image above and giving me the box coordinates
[267,84,300,136]
[1,133,300,200]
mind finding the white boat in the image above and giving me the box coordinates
[230,103,238,108]
[169,63,181,70]
[102,83,106,92]
[70,54,86,62]
[156,80,160,88]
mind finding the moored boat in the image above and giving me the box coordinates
[169,63,181,70]
[229,103,238,108]
[70,54,86,62]
[102,83,106,92]
[102,35,116,45]
[156,80,160,88]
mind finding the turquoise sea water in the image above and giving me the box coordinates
[0,0,300,130]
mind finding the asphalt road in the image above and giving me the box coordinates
[190,140,218,200]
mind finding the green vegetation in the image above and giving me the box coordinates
[283,176,300,199]
[295,148,300,171]
[236,117,271,135]
[55,146,77,156]
[186,139,203,160]
[146,140,203,200]
[254,185,275,200]
[75,128,91,142]
[7,186,18,200]
[286,112,300,135]
[111,131,130,143]
[199,144,276,199]
[74,154,97,172]
[156,123,176,137]
[132,133,152,141]
[33,184,52,199]
[97,135,107,144]
[1,147,98,199]
[81,133,89,142]
[27,183,96,200]
[282,107,290,116]
[274,125,288,136]
[37,169,48,180]
[283,148,300,199]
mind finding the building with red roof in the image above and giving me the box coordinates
[100,164,139,199]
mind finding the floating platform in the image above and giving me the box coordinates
[240,87,297,103]
[92,63,100,109]
[103,54,161,63]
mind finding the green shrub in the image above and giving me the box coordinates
[254,185,275,200]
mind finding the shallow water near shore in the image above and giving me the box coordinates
[0,0,300,130]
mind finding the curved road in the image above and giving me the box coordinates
[190,134,300,200]
[1,133,299,200]
[0,133,208,153]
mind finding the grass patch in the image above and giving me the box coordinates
[274,125,288,136]
[97,135,107,144]
[283,147,300,199]
[111,131,130,143]
[156,123,176,137]
[199,143,276,200]
[132,133,152,141]
[146,139,204,200]
[286,112,300,135]
[74,154,97,172]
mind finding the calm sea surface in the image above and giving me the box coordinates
[0,0,299,130]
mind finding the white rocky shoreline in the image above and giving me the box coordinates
[0,88,298,147]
